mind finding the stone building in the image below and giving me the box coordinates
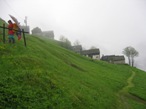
[101,55,125,64]
[34,30,54,39]
[72,45,82,53]
[81,49,100,60]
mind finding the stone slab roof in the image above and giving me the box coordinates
[81,49,100,55]
[101,55,125,61]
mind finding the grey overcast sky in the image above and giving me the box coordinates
[0,0,146,71]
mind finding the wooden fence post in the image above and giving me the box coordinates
[22,29,27,47]
[3,23,5,43]
[0,25,28,47]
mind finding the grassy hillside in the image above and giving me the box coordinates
[0,21,146,108]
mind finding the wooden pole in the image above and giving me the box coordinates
[0,26,28,46]
[22,29,27,47]
[3,23,5,43]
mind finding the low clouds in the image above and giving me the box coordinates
[1,0,146,71]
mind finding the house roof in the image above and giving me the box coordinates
[42,31,54,38]
[81,49,100,55]
[72,45,82,52]
[101,55,125,61]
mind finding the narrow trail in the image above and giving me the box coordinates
[118,71,146,109]
[118,71,136,109]
[120,71,135,94]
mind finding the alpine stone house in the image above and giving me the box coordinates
[81,49,100,60]
[72,45,82,53]
[34,31,54,39]
[72,45,100,60]
[101,55,125,64]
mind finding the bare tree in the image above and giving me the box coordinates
[59,35,66,42]
[90,46,97,49]
[59,35,72,50]
[123,47,131,66]
[73,40,80,46]
[122,46,139,67]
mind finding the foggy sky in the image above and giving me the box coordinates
[0,0,146,71]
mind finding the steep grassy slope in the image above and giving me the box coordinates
[0,30,146,108]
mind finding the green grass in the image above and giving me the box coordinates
[129,68,146,100]
[0,19,146,108]
[0,18,8,43]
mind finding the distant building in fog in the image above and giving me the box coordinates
[20,25,30,34]
[33,30,54,39]
[72,45,100,60]
[72,45,82,53]
[41,31,54,39]
[81,49,100,60]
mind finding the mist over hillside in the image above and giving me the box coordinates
[1,0,146,71]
